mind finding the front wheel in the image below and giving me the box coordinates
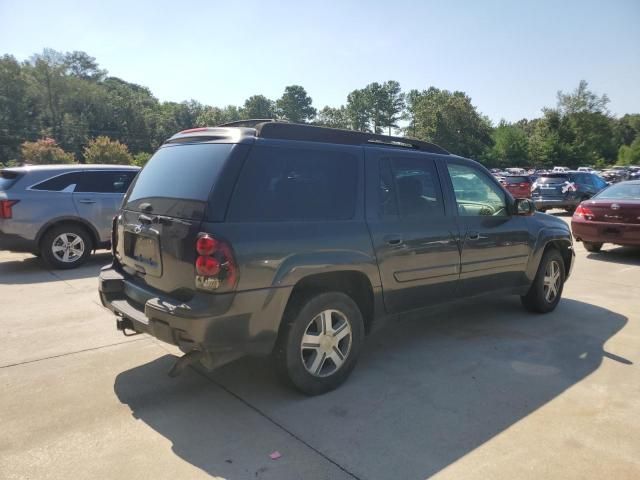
[521,249,566,313]
[274,292,364,395]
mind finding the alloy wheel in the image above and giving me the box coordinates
[52,233,85,263]
[300,309,352,377]
[543,260,561,303]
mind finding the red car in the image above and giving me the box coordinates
[501,175,532,198]
[571,180,640,252]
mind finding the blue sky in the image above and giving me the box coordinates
[1,0,638,122]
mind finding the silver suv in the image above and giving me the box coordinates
[0,164,139,268]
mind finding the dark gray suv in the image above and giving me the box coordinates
[0,164,139,268]
[99,122,574,395]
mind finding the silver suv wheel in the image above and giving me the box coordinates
[300,309,352,377]
[52,233,85,263]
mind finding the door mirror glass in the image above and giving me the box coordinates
[515,198,535,216]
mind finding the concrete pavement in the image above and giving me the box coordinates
[1,215,639,479]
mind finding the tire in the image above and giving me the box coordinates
[521,248,566,313]
[40,224,93,269]
[274,291,365,395]
[583,241,603,253]
[565,206,576,214]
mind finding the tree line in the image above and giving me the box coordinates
[1,49,639,168]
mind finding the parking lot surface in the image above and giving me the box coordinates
[1,214,639,479]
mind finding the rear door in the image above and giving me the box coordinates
[115,142,248,295]
[442,161,531,296]
[73,170,138,241]
[366,148,461,313]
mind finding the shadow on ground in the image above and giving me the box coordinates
[0,251,111,284]
[586,246,640,266]
[114,297,628,480]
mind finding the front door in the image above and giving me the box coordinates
[366,149,461,314]
[443,161,531,296]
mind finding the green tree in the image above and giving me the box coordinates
[315,106,349,129]
[617,136,640,165]
[557,80,609,115]
[132,151,152,167]
[380,80,405,135]
[407,87,493,158]
[196,105,242,126]
[484,120,529,167]
[242,95,275,119]
[0,55,30,162]
[276,85,316,123]
[20,138,75,164]
[83,136,132,164]
[346,89,371,132]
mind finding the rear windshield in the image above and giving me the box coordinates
[595,183,640,200]
[504,176,529,184]
[124,143,233,219]
[538,174,569,184]
[0,170,22,191]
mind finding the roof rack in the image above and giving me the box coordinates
[254,122,449,155]
[217,119,285,128]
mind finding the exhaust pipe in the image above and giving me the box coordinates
[168,350,204,378]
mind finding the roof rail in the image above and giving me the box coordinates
[217,119,285,128]
[254,122,449,154]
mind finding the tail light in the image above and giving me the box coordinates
[518,182,529,188]
[574,204,594,220]
[0,200,18,219]
[195,233,238,292]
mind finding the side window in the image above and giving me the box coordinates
[228,145,358,221]
[378,155,445,218]
[76,171,137,193]
[447,164,508,216]
[594,175,608,189]
[31,172,83,192]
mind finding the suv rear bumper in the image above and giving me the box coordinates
[533,198,579,210]
[99,265,291,366]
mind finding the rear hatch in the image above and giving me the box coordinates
[532,174,571,198]
[503,176,531,197]
[115,142,248,298]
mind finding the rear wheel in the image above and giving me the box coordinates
[521,249,565,313]
[583,241,603,253]
[40,224,92,269]
[274,292,364,395]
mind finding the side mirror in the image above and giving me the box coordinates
[515,198,536,216]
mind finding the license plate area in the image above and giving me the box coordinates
[124,232,162,276]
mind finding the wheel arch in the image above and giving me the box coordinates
[35,216,100,253]
[281,270,377,336]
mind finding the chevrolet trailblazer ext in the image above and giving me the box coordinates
[99,121,574,395]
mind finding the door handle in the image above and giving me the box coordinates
[78,199,96,204]
[467,232,488,241]
[384,235,403,246]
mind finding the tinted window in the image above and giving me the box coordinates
[447,164,508,216]
[76,171,137,193]
[31,172,83,192]
[126,144,232,205]
[379,155,444,218]
[228,145,358,221]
